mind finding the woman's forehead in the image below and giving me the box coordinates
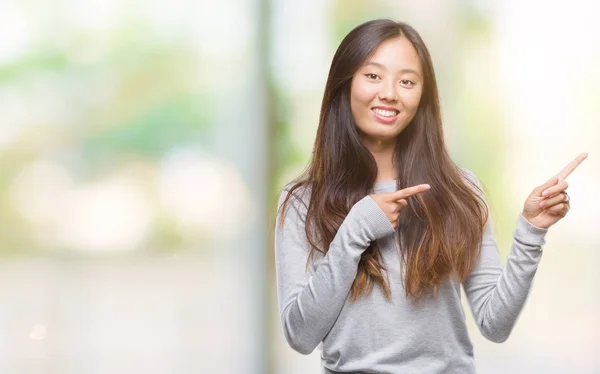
[364,37,422,75]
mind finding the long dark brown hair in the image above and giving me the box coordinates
[278,19,488,303]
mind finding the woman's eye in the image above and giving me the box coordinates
[400,79,414,87]
[365,73,380,80]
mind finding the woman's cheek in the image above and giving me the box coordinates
[358,86,378,103]
[402,90,422,109]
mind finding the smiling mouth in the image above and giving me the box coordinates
[371,108,399,117]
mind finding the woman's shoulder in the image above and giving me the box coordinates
[458,167,486,199]
[279,181,313,211]
[282,180,312,196]
[458,167,481,185]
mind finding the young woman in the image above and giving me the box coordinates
[274,19,587,373]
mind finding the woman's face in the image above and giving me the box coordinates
[350,36,423,148]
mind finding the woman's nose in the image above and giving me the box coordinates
[377,80,398,102]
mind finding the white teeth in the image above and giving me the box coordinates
[372,108,398,117]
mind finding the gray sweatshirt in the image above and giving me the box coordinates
[274,170,548,374]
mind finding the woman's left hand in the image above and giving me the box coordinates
[522,152,588,229]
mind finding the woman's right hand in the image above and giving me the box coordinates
[369,184,431,229]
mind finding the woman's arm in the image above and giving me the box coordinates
[462,170,548,343]
[463,211,547,343]
[274,185,395,354]
[462,153,586,343]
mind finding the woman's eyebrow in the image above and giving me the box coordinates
[364,61,421,77]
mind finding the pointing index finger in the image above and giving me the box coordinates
[555,152,588,181]
[390,184,431,200]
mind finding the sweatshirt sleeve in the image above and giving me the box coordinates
[274,185,396,355]
[461,169,548,343]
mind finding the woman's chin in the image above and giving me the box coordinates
[361,133,399,147]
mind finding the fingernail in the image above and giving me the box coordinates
[539,201,545,207]
[542,190,549,197]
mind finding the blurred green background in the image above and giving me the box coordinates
[0,0,598,373]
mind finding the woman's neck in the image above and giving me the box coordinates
[365,141,397,183]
